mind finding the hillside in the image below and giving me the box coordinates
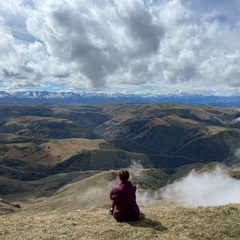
[1,201,240,240]
[1,102,240,234]
[1,103,240,181]
[1,168,240,239]
[1,163,240,209]
[1,169,170,210]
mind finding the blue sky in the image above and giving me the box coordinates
[1,0,240,95]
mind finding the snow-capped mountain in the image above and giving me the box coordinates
[0,90,240,107]
[0,91,12,98]
[11,91,80,99]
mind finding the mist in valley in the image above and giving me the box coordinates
[129,159,240,208]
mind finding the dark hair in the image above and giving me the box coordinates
[118,169,129,181]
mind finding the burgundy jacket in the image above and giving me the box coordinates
[110,180,140,222]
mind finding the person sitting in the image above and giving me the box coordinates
[109,169,140,222]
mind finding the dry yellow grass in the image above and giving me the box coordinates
[42,138,105,163]
[1,170,240,239]
[1,202,240,240]
[0,136,105,166]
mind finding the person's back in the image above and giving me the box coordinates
[110,169,140,222]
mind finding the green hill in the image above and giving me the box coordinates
[0,103,240,181]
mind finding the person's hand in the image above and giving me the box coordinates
[108,207,113,215]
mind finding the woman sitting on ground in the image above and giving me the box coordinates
[109,169,140,222]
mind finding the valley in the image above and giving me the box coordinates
[1,103,240,239]
[1,102,240,198]
[0,103,240,181]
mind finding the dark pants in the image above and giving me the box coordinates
[113,210,140,222]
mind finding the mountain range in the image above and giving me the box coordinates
[1,102,240,184]
[1,90,240,106]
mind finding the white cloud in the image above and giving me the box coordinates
[1,0,240,93]
[161,167,240,207]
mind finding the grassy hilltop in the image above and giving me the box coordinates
[1,200,240,239]
[1,168,240,240]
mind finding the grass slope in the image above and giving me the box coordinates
[1,170,103,204]
[0,202,240,240]
[14,169,169,212]
[0,134,105,166]
[1,166,240,239]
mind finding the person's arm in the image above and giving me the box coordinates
[110,188,116,203]
[109,189,116,215]
[111,199,115,208]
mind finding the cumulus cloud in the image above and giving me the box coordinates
[1,0,240,92]
[161,167,240,207]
